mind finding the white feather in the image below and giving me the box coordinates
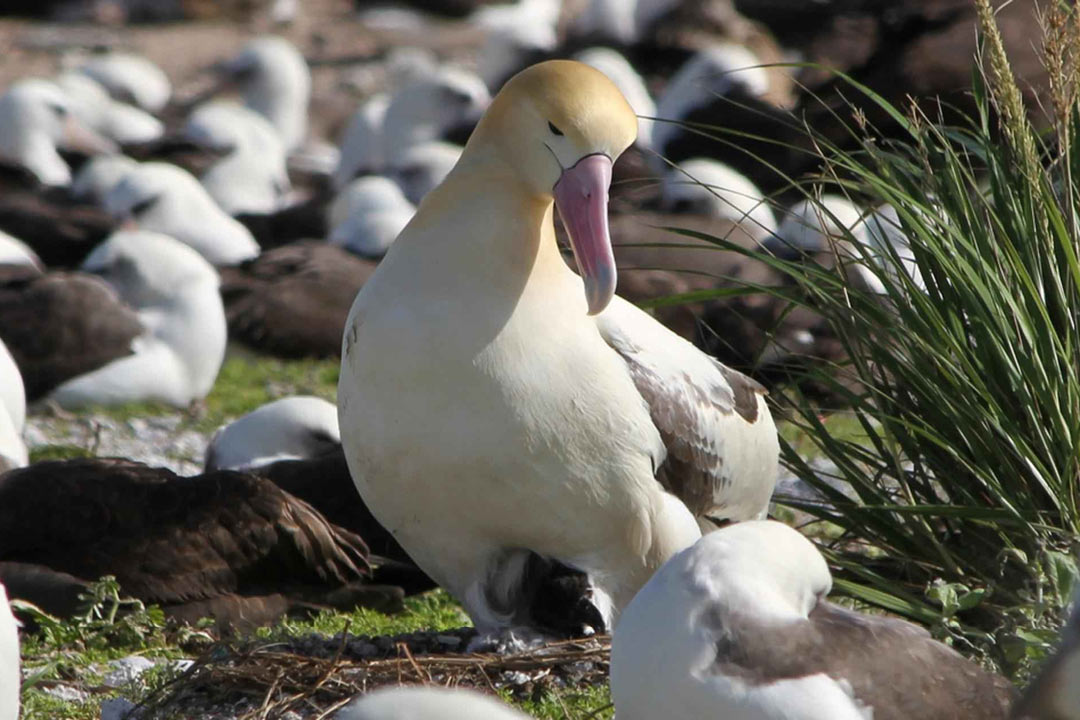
[662,158,776,234]
[0,583,19,720]
[70,154,138,205]
[105,162,260,265]
[0,229,42,270]
[185,102,290,216]
[611,521,870,720]
[334,686,528,720]
[205,396,339,471]
[51,230,226,408]
[328,175,415,257]
[76,52,171,113]
[218,36,310,151]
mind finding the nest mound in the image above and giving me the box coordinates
[137,627,611,719]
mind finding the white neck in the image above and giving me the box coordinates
[140,284,227,398]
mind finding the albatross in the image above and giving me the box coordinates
[611,520,1016,720]
[334,686,528,720]
[338,60,778,634]
[0,582,18,720]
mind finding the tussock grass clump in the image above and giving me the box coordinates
[688,0,1080,676]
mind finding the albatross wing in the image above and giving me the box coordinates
[595,296,779,526]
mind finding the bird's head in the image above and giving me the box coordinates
[471,60,637,315]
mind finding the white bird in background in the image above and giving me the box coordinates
[334,686,529,720]
[863,203,926,292]
[75,52,172,113]
[205,396,340,472]
[334,93,391,190]
[105,162,260,265]
[0,582,20,720]
[611,520,1017,720]
[471,0,562,88]
[771,195,890,294]
[653,45,770,154]
[53,71,164,146]
[0,337,28,473]
[771,195,869,254]
[50,230,227,409]
[212,36,311,151]
[328,176,416,258]
[183,101,291,216]
[339,62,777,638]
[70,153,139,205]
[334,67,489,195]
[662,157,776,234]
[0,79,117,186]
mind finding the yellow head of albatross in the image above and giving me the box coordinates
[468,60,638,315]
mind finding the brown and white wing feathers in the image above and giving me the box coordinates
[595,296,778,524]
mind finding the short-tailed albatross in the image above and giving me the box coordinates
[338,61,778,634]
[611,520,1016,720]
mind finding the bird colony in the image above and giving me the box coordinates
[0,0,1073,719]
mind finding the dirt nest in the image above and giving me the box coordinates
[136,629,611,719]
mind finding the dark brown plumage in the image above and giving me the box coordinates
[0,167,116,268]
[252,448,433,592]
[0,264,143,401]
[235,192,331,250]
[219,241,375,358]
[712,600,1016,719]
[0,458,402,628]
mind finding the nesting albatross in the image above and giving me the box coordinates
[338,61,778,635]
[0,230,226,406]
[611,520,1016,720]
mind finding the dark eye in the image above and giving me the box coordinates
[548,121,563,136]
[130,194,159,216]
[48,102,68,117]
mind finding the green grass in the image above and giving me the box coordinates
[39,346,341,436]
[507,685,613,720]
[254,589,470,641]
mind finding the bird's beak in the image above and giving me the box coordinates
[553,153,616,315]
[61,115,118,156]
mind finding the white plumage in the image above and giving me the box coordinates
[654,45,770,153]
[0,583,19,720]
[105,162,260,265]
[328,176,416,258]
[215,36,311,151]
[205,396,340,471]
[76,52,172,113]
[70,154,138,205]
[184,102,291,216]
[334,687,528,720]
[612,520,1014,720]
[0,229,42,270]
[51,230,227,408]
[0,337,27,473]
[54,71,164,146]
[663,158,776,234]
[0,79,116,186]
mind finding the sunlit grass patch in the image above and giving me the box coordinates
[255,590,470,641]
[506,684,613,720]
